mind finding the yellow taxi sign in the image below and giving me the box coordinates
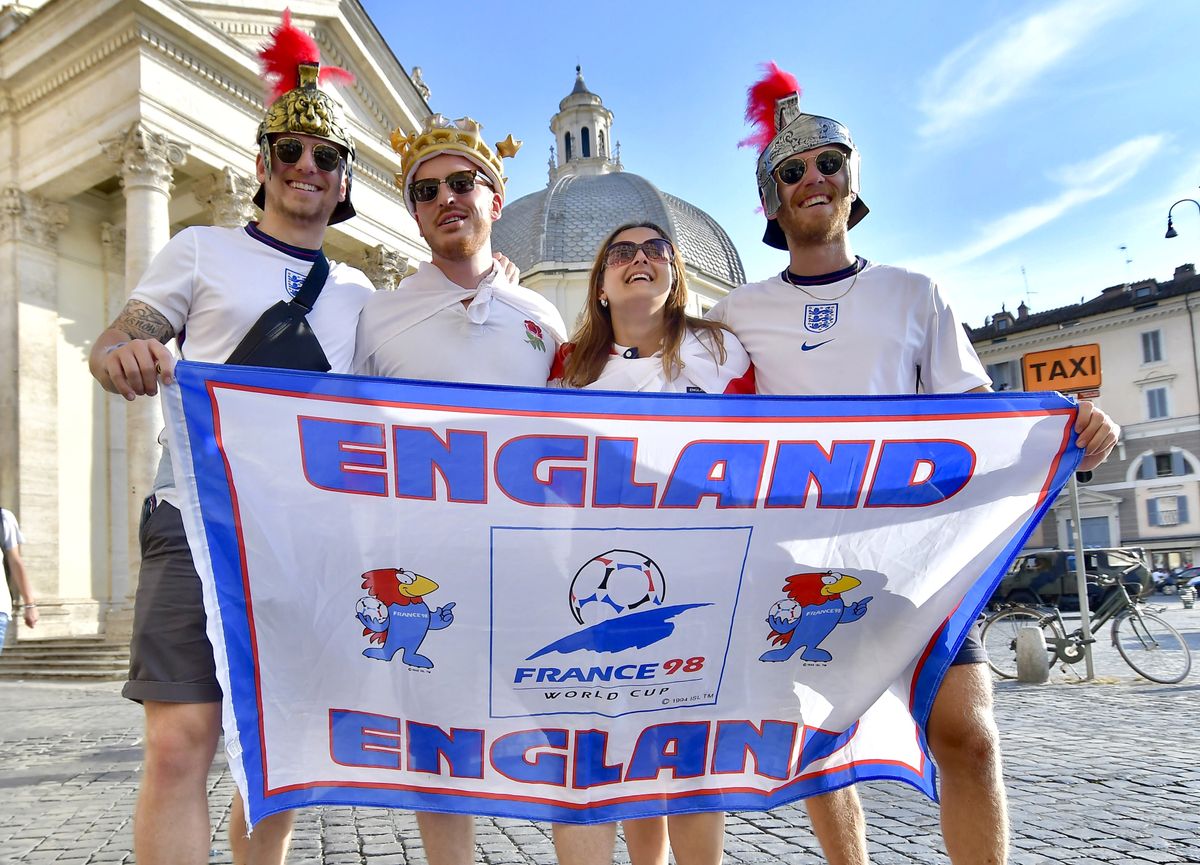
[1021,344,1101,393]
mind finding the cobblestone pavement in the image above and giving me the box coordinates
[2,597,1197,865]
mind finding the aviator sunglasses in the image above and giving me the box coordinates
[272,137,344,172]
[410,170,493,203]
[604,238,675,267]
[775,149,846,185]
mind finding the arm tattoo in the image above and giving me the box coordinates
[112,300,175,343]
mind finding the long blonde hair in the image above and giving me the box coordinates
[561,222,730,388]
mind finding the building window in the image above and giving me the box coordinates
[1146,387,1169,420]
[581,126,591,158]
[985,359,1021,391]
[1137,452,1190,479]
[1148,496,1189,527]
[1142,330,1162,363]
[564,132,573,162]
[598,129,607,158]
[995,318,1009,330]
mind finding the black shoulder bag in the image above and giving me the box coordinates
[225,253,332,372]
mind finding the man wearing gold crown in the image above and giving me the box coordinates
[709,64,1119,865]
[354,117,565,383]
[352,115,566,865]
[87,12,373,864]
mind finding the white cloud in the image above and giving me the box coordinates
[919,0,1140,139]
[904,134,1166,273]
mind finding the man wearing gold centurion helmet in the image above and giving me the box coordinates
[352,114,565,865]
[709,64,1119,865]
[353,115,565,384]
[87,11,373,864]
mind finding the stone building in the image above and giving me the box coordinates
[493,68,745,329]
[971,264,1200,569]
[1,20,753,651]
[0,0,429,642]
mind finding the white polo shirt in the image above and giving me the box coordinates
[355,261,566,387]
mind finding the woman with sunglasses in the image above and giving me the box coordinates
[550,222,751,865]
[553,222,753,397]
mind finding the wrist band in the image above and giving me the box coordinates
[103,342,129,356]
[24,603,36,607]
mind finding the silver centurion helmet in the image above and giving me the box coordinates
[750,73,868,250]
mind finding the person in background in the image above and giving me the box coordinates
[1,507,38,651]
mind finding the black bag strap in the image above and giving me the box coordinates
[291,252,329,313]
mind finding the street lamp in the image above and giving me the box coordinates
[1165,198,1200,239]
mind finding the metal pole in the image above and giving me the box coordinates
[1069,474,1095,680]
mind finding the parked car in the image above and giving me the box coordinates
[1185,568,1200,596]
[990,548,1153,610]
[1157,565,1200,595]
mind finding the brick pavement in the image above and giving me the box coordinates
[1,598,1197,865]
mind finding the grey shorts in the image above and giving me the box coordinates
[951,619,987,666]
[122,499,222,704]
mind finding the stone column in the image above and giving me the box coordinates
[99,222,130,620]
[0,188,69,627]
[359,245,412,291]
[193,167,257,229]
[100,122,188,632]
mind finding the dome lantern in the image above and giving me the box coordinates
[549,66,617,182]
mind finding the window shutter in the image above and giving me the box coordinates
[1179,496,1189,524]
[1148,498,1160,526]
[1138,455,1153,480]
[1172,452,1186,476]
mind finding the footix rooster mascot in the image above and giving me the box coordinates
[356,567,455,667]
[760,571,872,663]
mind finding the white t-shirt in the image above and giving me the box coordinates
[131,223,375,505]
[708,261,989,396]
[131,223,373,370]
[1,509,25,614]
[552,328,756,394]
[355,261,566,387]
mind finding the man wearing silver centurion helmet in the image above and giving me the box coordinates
[88,12,372,864]
[709,63,1119,865]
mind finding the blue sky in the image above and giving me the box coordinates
[362,0,1200,327]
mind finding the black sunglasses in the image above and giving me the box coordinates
[604,238,674,267]
[775,150,846,186]
[272,137,344,173]
[410,170,493,204]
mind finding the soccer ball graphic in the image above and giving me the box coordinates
[768,598,802,624]
[356,596,387,623]
[570,549,666,626]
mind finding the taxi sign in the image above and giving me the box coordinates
[1021,344,1101,393]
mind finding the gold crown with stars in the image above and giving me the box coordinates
[391,114,521,214]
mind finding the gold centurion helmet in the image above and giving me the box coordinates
[253,11,356,224]
[391,114,521,216]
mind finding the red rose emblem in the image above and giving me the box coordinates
[524,320,544,338]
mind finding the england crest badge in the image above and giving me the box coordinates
[284,269,306,298]
[805,303,838,333]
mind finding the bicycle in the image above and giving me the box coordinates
[981,573,1192,684]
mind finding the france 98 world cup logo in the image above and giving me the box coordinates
[524,548,708,660]
[570,549,665,625]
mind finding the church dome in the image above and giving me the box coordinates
[493,68,745,289]
[495,173,746,286]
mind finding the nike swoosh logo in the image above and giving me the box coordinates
[801,340,833,351]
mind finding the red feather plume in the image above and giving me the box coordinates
[738,61,800,151]
[258,8,353,105]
